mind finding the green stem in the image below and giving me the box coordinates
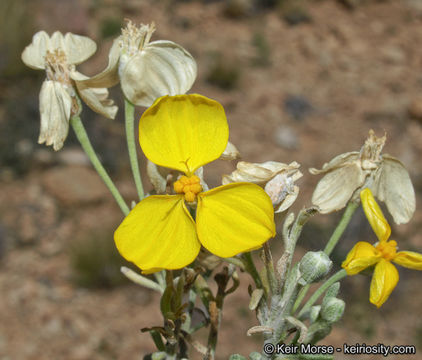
[120,266,163,293]
[242,252,266,297]
[324,201,359,256]
[150,330,165,352]
[125,99,144,200]
[284,208,319,278]
[263,243,277,296]
[293,201,358,313]
[298,269,347,318]
[292,284,310,313]
[70,115,130,215]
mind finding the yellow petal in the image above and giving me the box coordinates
[342,241,381,275]
[114,195,200,273]
[360,188,391,242]
[370,259,399,308]
[393,251,422,270]
[196,183,275,258]
[139,94,229,174]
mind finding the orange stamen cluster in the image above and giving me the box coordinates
[174,175,202,202]
[376,240,397,261]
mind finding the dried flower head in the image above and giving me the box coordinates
[22,31,117,150]
[222,161,302,213]
[79,20,197,107]
[310,130,415,224]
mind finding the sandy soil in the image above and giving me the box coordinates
[1,0,422,359]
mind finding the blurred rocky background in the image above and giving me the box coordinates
[1,0,422,359]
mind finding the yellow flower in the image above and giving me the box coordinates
[342,188,422,307]
[114,94,276,273]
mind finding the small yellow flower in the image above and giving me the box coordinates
[114,94,276,273]
[342,188,422,307]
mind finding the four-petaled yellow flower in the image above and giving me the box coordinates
[342,188,422,307]
[114,94,276,273]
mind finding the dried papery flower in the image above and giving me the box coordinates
[222,161,302,213]
[310,130,415,224]
[22,31,118,150]
[220,141,241,161]
[79,21,197,107]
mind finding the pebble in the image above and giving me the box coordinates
[381,46,407,65]
[57,148,90,167]
[408,96,422,121]
[284,95,314,121]
[274,126,300,150]
[42,166,109,205]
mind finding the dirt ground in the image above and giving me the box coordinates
[1,0,422,359]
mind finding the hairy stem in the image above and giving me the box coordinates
[120,266,163,293]
[70,115,129,215]
[324,201,359,256]
[298,269,347,318]
[242,252,266,297]
[293,201,358,313]
[263,243,277,296]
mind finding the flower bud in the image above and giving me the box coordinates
[151,352,166,360]
[249,353,262,360]
[309,305,321,324]
[299,251,332,285]
[306,320,332,344]
[320,297,345,323]
[324,282,340,300]
[229,355,247,360]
